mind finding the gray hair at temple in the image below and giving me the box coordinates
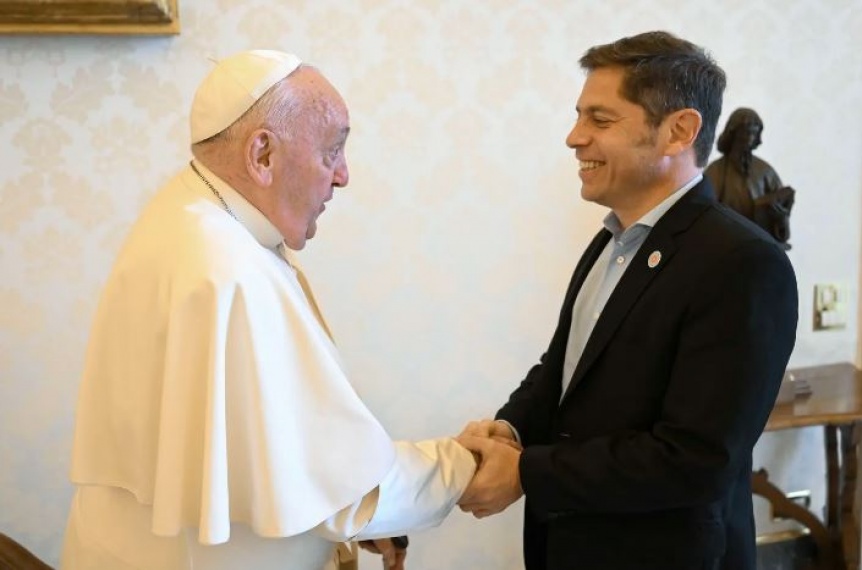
[579,31,726,167]
[197,68,309,147]
[715,107,764,154]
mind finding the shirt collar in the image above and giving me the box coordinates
[603,173,703,237]
[190,159,284,250]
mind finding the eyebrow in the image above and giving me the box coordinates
[576,105,620,117]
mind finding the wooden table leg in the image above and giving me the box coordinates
[826,426,840,531]
[824,425,849,569]
[838,423,860,570]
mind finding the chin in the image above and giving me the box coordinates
[580,186,600,203]
[282,232,308,250]
[305,223,318,243]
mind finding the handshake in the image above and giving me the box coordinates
[455,419,525,519]
[358,419,523,569]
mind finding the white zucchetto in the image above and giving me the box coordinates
[190,49,302,144]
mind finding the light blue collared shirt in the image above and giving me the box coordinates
[560,174,703,401]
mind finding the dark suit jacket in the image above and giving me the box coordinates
[496,179,798,570]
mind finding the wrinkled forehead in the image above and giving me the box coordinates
[291,67,349,128]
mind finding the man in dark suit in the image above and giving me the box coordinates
[456,31,798,570]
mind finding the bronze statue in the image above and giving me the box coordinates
[705,108,795,249]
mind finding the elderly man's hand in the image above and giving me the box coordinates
[358,538,407,569]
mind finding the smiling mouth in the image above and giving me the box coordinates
[579,160,604,172]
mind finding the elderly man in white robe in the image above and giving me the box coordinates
[61,50,476,570]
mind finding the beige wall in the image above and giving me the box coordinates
[1,0,861,566]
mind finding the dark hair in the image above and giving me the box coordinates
[715,107,763,154]
[579,31,726,167]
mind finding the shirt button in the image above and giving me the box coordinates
[616,255,625,265]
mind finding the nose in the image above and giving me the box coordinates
[566,119,586,149]
[333,156,349,188]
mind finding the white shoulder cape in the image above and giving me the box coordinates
[70,168,395,545]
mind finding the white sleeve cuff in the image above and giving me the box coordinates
[313,438,476,542]
[355,438,476,540]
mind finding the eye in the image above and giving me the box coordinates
[323,145,342,166]
[592,117,612,128]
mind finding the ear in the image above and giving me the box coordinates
[245,129,277,187]
[664,109,702,158]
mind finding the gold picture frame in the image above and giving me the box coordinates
[0,0,180,35]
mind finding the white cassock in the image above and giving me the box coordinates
[62,161,475,570]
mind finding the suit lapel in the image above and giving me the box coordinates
[560,180,715,403]
[532,229,612,417]
[558,229,613,333]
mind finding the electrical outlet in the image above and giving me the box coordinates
[813,283,847,331]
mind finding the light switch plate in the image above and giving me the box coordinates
[813,283,847,331]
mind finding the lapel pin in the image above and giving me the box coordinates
[647,250,662,269]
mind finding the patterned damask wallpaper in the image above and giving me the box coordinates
[1,0,860,567]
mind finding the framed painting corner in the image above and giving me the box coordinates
[0,0,181,36]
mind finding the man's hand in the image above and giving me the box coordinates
[456,435,524,518]
[459,419,521,450]
[358,538,407,569]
